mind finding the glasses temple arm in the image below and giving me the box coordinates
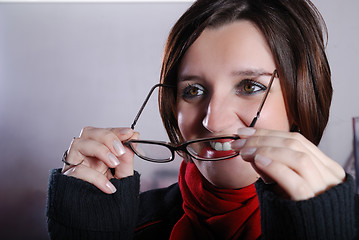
[130,83,175,130]
[249,70,278,128]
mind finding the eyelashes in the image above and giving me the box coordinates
[181,83,205,100]
[179,79,267,101]
[235,79,267,96]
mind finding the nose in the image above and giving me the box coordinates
[202,95,238,133]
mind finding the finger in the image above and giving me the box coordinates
[242,146,332,198]
[81,155,109,174]
[249,162,274,184]
[241,128,329,168]
[61,137,87,173]
[103,168,115,179]
[61,148,84,173]
[80,127,133,157]
[239,135,326,176]
[234,134,322,176]
[237,128,345,181]
[80,127,134,142]
[63,164,117,194]
[114,131,140,179]
[253,153,316,201]
[113,127,136,141]
[68,137,121,169]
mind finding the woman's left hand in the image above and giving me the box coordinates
[231,127,346,201]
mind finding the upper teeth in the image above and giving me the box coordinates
[210,141,232,151]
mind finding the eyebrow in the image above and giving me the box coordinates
[230,69,274,77]
[178,69,274,82]
[178,74,202,82]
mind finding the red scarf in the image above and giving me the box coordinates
[170,161,261,240]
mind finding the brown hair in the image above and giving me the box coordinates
[159,0,332,146]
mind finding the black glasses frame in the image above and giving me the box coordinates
[124,135,241,163]
[125,69,278,162]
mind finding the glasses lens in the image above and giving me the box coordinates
[130,142,173,162]
[186,138,239,161]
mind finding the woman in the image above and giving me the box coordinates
[47,0,358,239]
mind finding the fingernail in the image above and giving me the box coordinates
[237,128,256,136]
[231,139,246,149]
[240,147,257,157]
[113,139,126,156]
[119,128,133,135]
[63,167,76,175]
[108,152,120,166]
[255,154,272,167]
[106,182,117,193]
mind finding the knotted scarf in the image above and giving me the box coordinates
[170,161,261,240]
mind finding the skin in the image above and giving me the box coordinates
[63,20,345,201]
[177,20,290,189]
[176,20,345,200]
[63,127,138,194]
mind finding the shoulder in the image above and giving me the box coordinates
[140,182,181,205]
[256,173,358,239]
[138,182,183,225]
[135,183,183,239]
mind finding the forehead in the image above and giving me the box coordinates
[178,20,276,78]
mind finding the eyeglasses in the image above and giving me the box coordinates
[124,69,278,163]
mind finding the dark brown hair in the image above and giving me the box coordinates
[159,0,332,146]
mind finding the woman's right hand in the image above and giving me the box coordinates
[61,127,139,194]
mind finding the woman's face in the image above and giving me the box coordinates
[176,20,290,188]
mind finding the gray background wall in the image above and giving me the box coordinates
[0,1,358,239]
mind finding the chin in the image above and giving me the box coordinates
[193,156,259,189]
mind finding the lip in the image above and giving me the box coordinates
[200,145,237,159]
[196,139,237,159]
[186,135,239,160]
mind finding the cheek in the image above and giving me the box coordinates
[177,103,199,140]
[177,100,210,140]
[256,94,290,131]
